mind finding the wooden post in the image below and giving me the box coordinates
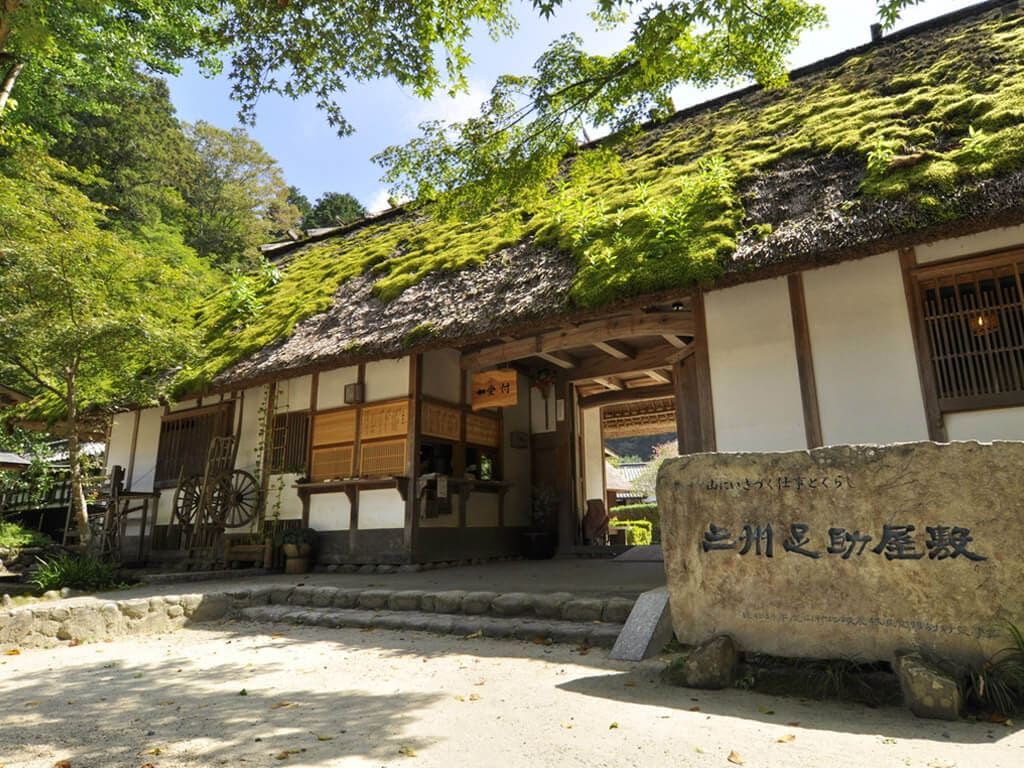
[404,355,422,561]
[788,273,824,448]
[899,247,948,441]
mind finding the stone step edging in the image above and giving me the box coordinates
[237,605,623,647]
[1,586,634,650]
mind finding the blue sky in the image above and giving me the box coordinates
[167,0,966,213]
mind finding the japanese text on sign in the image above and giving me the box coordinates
[701,522,987,561]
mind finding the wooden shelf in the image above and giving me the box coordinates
[294,476,409,503]
[415,474,512,501]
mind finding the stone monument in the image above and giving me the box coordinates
[658,441,1023,663]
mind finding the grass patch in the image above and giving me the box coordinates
[0,520,53,549]
[29,555,123,593]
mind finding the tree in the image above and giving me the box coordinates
[305,191,366,228]
[287,186,314,224]
[181,121,301,268]
[0,142,197,546]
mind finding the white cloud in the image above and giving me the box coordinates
[367,188,394,215]
[411,80,490,126]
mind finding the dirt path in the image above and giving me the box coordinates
[1,621,1020,767]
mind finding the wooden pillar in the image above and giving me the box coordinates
[788,273,823,448]
[556,376,576,551]
[692,289,717,452]
[404,355,422,561]
[349,364,365,559]
[899,247,947,442]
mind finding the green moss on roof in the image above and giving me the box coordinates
[185,5,1024,389]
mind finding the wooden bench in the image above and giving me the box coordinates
[223,538,272,569]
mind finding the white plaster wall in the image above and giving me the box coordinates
[422,348,463,403]
[317,366,359,410]
[803,252,930,445]
[946,407,1024,441]
[581,406,605,504]
[705,277,807,451]
[130,408,163,492]
[235,385,267,474]
[275,374,312,413]
[365,357,410,401]
[530,387,557,434]
[466,493,500,527]
[915,224,1024,265]
[106,412,135,480]
[309,492,351,531]
[503,372,532,526]
[358,489,405,529]
[263,473,304,522]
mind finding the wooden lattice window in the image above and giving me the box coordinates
[915,251,1024,412]
[270,412,310,474]
[155,403,234,486]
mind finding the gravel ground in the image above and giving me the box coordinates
[1,622,1021,768]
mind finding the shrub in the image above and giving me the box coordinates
[0,520,53,549]
[610,517,653,546]
[29,555,121,592]
[968,621,1024,716]
[610,503,659,543]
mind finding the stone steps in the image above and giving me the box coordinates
[237,604,624,647]
[225,584,633,647]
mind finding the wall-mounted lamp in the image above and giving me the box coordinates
[344,382,365,404]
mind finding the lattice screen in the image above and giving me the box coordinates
[917,254,1024,411]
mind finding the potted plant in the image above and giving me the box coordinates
[280,526,317,573]
[521,487,558,559]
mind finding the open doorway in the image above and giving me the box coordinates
[577,392,677,549]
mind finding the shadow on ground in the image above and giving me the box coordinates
[557,670,1021,745]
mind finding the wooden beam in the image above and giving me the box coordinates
[592,340,634,359]
[593,376,623,391]
[666,343,696,365]
[461,312,694,369]
[788,273,823,449]
[692,290,717,452]
[569,344,677,382]
[578,384,675,409]
[899,246,947,441]
[662,334,688,348]
[537,351,576,369]
[644,369,671,385]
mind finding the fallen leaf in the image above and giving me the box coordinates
[274,749,303,760]
[473,680,486,686]
[694,747,704,754]
[359,627,375,633]
[623,681,637,688]
[239,689,248,696]
[758,705,775,715]
[4,649,20,656]
[463,630,482,639]
[786,721,801,727]
[25,702,40,707]
[688,706,701,712]
[141,748,162,756]
[561,724,573,729]
[454,695,466,702]
[398,745,417,757]
[140,764,157,768]
[532,637,552,645]
[68,639,80,647]
[609,722,619,729]
[157,701,175,706]
[881,737,897,745]
[728,750,744,765]
[468,693,481,701]
[272,701,297,709]
[271,633,284,638]
[576,644,591,656]
[315,734,334,742]
[777,734,796,743]
[53,762,71,768]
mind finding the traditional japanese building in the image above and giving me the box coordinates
[106,0,1024,567]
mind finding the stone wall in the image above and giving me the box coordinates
[658,441,1024,664]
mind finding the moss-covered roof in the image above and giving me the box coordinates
[188,0,1024,393]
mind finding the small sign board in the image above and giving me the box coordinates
[471,370,518,411]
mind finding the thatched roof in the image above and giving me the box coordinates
[194,0,1024,392]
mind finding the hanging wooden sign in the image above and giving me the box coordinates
[470,369,518,411]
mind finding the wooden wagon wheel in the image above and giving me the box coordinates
[172,476,202,526]
[213,470,260,528]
